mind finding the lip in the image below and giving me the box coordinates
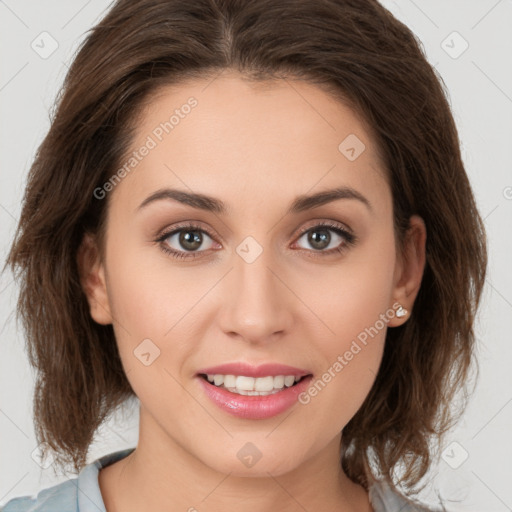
[196,362,311,378]
[197,369,313,420]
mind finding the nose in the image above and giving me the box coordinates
[217,242,294,345]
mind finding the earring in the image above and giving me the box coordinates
[396,305,408,318]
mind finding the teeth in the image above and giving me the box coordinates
[223,374,236,388]
[284,375,295,387]
[236,375,255,391]
[254,376,274,392]
[273,375,284,388]
[204,373,304,395]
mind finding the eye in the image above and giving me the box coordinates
[293,222,356,256]
[155,221,357,261]
[156,223,218,260]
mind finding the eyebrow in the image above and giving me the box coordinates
[137,186,372,214]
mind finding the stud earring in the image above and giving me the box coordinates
[396,305,408,318]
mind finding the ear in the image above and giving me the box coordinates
[387,215,427,327]
[76,232,113,325]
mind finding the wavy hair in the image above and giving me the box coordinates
[5,0,487,504]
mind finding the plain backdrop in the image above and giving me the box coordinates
[1,1,511,510]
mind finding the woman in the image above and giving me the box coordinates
[2,0,487,510]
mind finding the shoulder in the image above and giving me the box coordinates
[369,478,446,512]
[0,478,79,512]
[0,448,135,512]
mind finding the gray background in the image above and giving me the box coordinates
[1,1,511,510]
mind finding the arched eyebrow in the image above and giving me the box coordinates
[136,186,372,215]
[290,187,372,213]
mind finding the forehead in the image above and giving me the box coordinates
[110,72,389,216]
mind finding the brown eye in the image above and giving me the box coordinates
[163,228,215,253]
[176,229,204,251]
[156,223,217,259]
[295,223,355,254]
[305,227,333,250]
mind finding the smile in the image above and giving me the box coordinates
[196,363,313,419]
[200,373,306,396]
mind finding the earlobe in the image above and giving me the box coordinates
[76,232,113,325]
[388,215,427,327]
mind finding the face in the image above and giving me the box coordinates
[80,71,425,477]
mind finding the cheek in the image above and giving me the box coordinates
[308,225,396,346]
[102,234,214,391]
[102,242,195,413]
[297,231,395,424]
[104,234,198,337]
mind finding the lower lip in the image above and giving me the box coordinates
[197,375,313,420]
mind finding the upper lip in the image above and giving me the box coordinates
[197,362,312,378]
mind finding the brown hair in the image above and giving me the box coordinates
[4,0,487,503]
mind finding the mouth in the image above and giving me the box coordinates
[196,364,314,419]
[198,373,310,396]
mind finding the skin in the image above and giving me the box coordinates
[78,70,426,512]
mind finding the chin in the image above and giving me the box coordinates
[199,443,305,478]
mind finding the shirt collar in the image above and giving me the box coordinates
[76,448,136,512]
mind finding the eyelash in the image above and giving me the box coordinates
[155,221,357,260]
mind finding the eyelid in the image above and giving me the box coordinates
[155,221,217,242]
[293,219,354,239]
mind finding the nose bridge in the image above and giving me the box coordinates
[218,235,292,342]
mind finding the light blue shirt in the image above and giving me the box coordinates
[0,448,441,511]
